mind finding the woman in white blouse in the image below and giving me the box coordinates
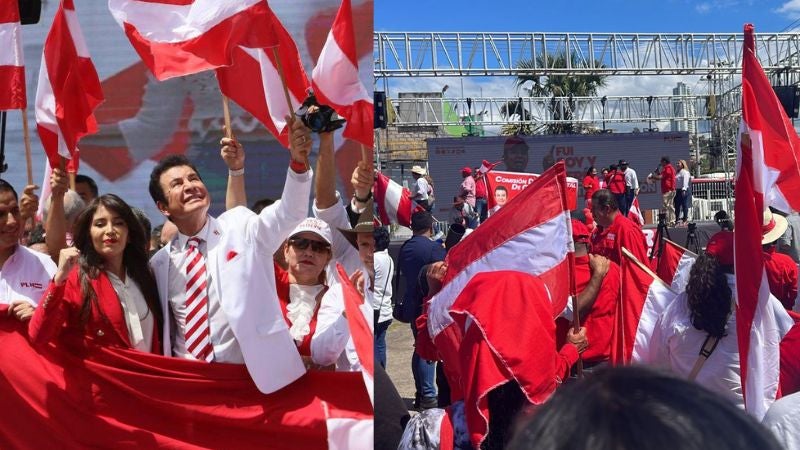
[674,159,692,224]
[30,195,163,353]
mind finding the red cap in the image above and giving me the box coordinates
[571,219,591,244]
[705,230,734,266]
[461,167,472,176]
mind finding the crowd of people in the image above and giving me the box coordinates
[374,151,800,449]
[0,119,377,445]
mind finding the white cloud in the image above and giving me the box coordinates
[776,0,800,19]
[695,2,712,13]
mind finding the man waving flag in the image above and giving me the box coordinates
[737,23,799,420]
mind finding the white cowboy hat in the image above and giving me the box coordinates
[762,209,788,245]
[411,165,426,175]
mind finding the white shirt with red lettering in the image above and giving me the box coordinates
[0,245,57,306]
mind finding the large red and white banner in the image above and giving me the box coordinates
[34,0,103,167]
[216,12,309,149]
[0,0,25,110]
[736,23,800,419]
[0,309,372,449]
[485,169,578,211]
[311,0,372,148]
[109,0,281,81]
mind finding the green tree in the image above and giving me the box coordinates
[514,52,607,134]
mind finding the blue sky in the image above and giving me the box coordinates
[376,0,800,33]
[375,0,800,134]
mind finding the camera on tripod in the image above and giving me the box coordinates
[687,222,697,233]
[295,93,345,133]
[658,212,667,226]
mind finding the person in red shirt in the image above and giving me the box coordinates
[762,210,798,310]
[473,167,489,224]
[582,166,599,209]
[590,189,650,267]
[570,220,620,367]
[606,165,628,217]
[649,156,677,225]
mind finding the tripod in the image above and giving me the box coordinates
[650,212,671,261]
[685,222,700,254]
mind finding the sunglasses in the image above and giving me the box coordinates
[288,237,331,253]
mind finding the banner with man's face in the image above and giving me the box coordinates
[485,170,578,211]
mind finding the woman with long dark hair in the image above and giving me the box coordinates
[29,194,163,353]
[646,231,792,407]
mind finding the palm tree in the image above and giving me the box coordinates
[514,52,607,134]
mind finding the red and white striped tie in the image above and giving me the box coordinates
[184,237,213,362]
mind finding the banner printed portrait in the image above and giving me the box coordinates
[8,0,373,222]
[485,170,578,212]
[427,133,690,216]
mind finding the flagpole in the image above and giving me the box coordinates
[20,109,33,186]
[270,46,309,171]
[221,94,234,139]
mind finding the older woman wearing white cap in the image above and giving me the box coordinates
[274,217,351,370]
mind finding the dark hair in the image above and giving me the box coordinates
[494,186,507,193]
[0,179,18,201]
[72,194,163,332]
[685,253,732,338]
[28,223,46,245]
[591,189,618,211]
[74,174,99,197]
[131,207,152,241]
[609,164,618,171]
[661,156,670,164]
[148,155,202,206]
[508,366,782,450]
[252,197,276,214]
[374,226,390,252]
[585,166,596,176]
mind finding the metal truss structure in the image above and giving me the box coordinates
[374,31,800,77]
[389,94,710,126]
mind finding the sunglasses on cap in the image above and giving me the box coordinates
[288,237,331,253]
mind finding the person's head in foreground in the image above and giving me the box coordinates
[284,217,333,285]
[507,365,781,450]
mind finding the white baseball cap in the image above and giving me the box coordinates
[289,217,333,245]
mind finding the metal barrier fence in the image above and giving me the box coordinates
[690,178,734,221]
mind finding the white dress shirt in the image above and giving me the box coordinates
[624,168,639,190]
[413,177,430,201]
[107,271,154,353]
[167,220,244,363]
[374,250,394,324]
[676,168,691,191]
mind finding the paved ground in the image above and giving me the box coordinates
[384,319,417,410]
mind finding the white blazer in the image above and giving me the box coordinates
[150,168,313,394]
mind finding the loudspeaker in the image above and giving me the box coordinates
[18,0,42,25]
[374,91,387,129]
[772,85,800,119]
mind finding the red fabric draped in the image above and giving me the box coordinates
[0,312,372,449]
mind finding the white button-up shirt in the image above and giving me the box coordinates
[167,220,244,363]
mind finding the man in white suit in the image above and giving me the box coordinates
[148,121,313,394]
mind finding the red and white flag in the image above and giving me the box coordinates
[35,0,103,168]
[616,247,678,365]
[109,0,280,81]
[335,263,374,409]
[655,239,697,294]
[428,161,574,338]
[736,23,800,419]
[477,159,501,175]
[374,171,423,227]
[629,196,644,227]
[0,0,25,110]
[217,13,309,149]
[311,0,372,148]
